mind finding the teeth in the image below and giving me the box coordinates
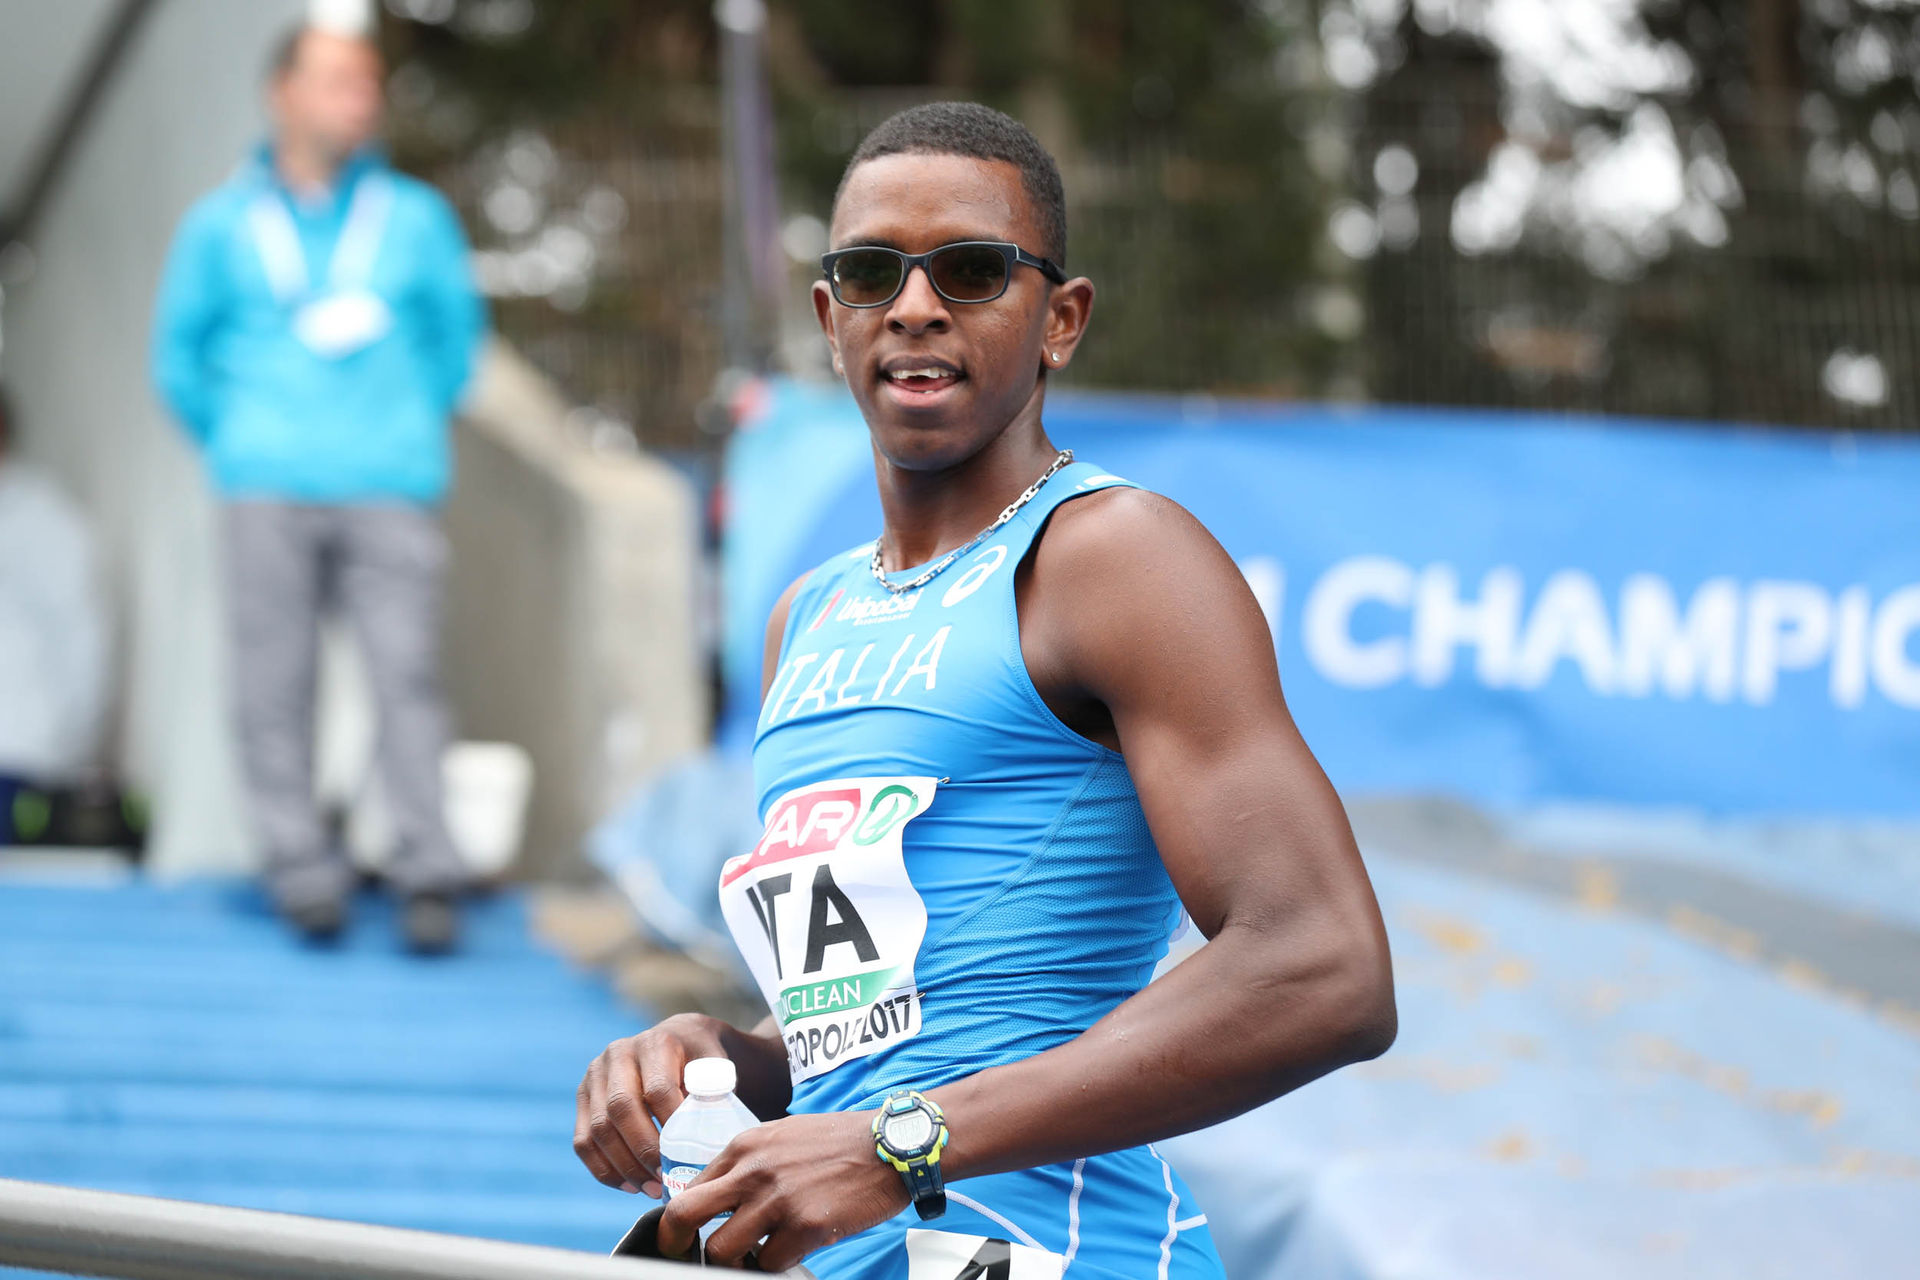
[889,367,952,381]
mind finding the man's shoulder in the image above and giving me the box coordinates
[175,177,254,238]
[381,168,447,204]
[1038,483,1219,578]
[380,171,466,232]
[1029,482,1250,627]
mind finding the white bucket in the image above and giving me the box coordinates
[441,741,534,879]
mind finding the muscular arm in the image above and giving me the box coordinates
[932,489,1395,1177]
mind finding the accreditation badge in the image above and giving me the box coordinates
[293,289,394,359]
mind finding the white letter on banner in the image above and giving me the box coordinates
[1829,586,1871,709]
[1870,584,1920,709]
[1616,575,1739,702]
[1742,581,1833,705]
[1512,570,1618,694]
[1412,563,1521,688]
[1303,556,1412,688]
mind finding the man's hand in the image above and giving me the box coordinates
[573,1013,788,1198]
[656,1110,908,1272]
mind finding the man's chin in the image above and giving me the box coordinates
[865,416,983,474]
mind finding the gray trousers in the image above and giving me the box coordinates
[223,502,469,907]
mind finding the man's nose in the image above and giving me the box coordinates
[886,264,951,333]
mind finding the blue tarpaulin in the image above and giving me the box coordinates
[1166,847,1920,1280]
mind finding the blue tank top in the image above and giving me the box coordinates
[723,461,1186,1116]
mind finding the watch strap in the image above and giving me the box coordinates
[900,1155,945,1219]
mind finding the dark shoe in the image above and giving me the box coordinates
[284,896,347,945]
[402,893,461,955]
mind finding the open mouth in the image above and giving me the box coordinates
[880,363,965,398]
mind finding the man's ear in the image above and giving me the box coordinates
[811,280,844,378]
[1040,277,1095,373]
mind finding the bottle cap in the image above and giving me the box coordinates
[683,1057,737,1097]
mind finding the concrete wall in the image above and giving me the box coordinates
[4,0,308,874]
[446,346,707,881]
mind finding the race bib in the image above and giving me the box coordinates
[719,776,936,1083]
[905,1231,1065,1279]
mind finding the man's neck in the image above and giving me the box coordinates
[873,396,1060,572]
[275,137,345,199]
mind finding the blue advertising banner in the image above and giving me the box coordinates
[722,377,1920,818]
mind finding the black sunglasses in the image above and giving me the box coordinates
[821,240,1066,308]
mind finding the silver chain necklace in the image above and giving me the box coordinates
[869,449,1074,594]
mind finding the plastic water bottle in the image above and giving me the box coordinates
[658,1057,759,1244]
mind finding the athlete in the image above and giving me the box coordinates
[575,102,1395,1277]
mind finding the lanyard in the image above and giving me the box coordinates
[247,172,394,305]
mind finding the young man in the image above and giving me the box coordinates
[575,103,1395,1277]
[152,26,483,951]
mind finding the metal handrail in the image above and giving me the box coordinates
[0,1177,686,1279]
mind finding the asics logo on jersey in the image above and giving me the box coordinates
[941,544,1008,607]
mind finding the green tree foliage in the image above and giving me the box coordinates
[383,0,1915,439]
[387,0,1352,440]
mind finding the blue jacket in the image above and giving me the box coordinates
[152,145,484,503]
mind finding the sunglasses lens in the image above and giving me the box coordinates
[832,251,904,305]
[930,245,1009,301]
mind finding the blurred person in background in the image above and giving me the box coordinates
[0,387,109,837]
[151,24,484,952]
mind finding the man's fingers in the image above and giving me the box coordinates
[754,1222,828,1275]
[582,1048,652,1193]
[573,1056,629,1189]
[656,1170,741,1260]
[697,1187,784,1269]
[603,1044,663,1185]
[571,1083,626,1189]
[571,1127,623,1188]
[632,1033,692,1132]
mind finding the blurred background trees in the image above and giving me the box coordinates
[381,0,1919,448]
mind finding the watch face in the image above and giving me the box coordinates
[882,1108,936,1154]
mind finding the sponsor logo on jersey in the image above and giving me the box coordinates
[807,589,844,632]
[941,545,1008,608]
[837,589,923,625]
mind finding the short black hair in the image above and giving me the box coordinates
[836,102,1068,266]
[268,24,309,81]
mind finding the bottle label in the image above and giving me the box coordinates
[718,776,936,1084]
[662,1155,731,1244]
[660,1156,704,1200]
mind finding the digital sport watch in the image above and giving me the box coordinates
[872,1089,949,1220]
